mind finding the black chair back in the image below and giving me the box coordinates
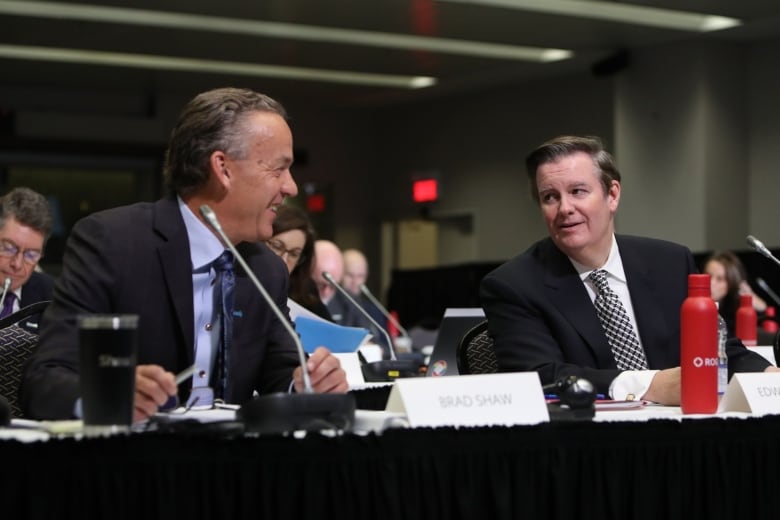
[456,320,498,375]
[0,301,50,418]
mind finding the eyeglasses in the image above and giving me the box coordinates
[266,239,305,264]
[0,239,42,265]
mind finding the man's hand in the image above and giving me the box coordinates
[133,364,177,422]
[293,347,348,394]
[641,367,681,405]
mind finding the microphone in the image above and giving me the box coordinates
[199,204,355,434]
[543,375,597,409]
[322,272,421,382]
[0,277,11,310]
[747,235,780,268]
[359,283,411,340]
[757,277,780,308]
[543,375,596,421]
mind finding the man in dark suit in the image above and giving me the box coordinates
[480,135,776,404]
[0,187,56,332]
[21,88,347,421]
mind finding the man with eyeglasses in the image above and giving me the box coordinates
[0,187,55,332]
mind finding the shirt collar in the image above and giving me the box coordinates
[570,234,627,284]
[178,196,224,272]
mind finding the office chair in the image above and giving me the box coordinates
[456,320,498,375]
[0,301,50,418]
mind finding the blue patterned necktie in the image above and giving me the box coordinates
[0,291,16,318]
[213,251,235,401]
[589,269,649,370]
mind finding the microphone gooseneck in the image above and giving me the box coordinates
[199,204,355,434]
[0,277,12,310]
[323,272,397,360]
[747,235,780,268]
[321,272,421,382]
[359,284,410,339]
[200,205,313,393]
[757,278,780,308]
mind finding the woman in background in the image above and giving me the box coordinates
[704,250,767,336]
[268,204,332,320]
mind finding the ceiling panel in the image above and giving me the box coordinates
[0,0,779,109]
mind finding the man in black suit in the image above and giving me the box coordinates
[0,187,55,332]
[480,135,776,404]
[21,88,347,420]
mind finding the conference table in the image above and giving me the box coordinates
[2,386,779,520]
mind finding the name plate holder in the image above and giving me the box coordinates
[718,372,780,415]
[385,372,549,428]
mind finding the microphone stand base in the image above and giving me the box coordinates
[237,392,356,434]
[546,402,595,421]
[361,359,423,382]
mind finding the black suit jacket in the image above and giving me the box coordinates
[17,270,55,333]
[21,197,299,419]
[480,235,771,395]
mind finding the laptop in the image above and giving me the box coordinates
[425,308,485,377]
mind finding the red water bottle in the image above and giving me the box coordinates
[762,306,778,334]
[736,294,758,346]
[680,274,718,414]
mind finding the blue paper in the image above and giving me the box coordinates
[294,316,371,353]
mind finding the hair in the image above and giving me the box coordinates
[705,250,750,335]
[271,204,320,309]
[0,187,54,243]
[525,135,621,203]
[163,87,288,197]
[705,250,747,304]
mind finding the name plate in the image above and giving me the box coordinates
[385,372,549,428]
[718,372,780,415]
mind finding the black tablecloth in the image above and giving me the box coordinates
[3,412,780,520]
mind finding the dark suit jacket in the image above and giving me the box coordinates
[17,270,55,333]
[326,291,390,349]
[20,197,300,419]
[480,235,771,395]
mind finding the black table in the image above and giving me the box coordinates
[3,411,779,520]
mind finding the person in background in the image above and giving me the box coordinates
[21,87,347,421]
[342,248,390,343]
[480,135,777,405]
[0,187,56,332]
[312,240,391,351]
[269,204,331,320]
[312,239,344,308]
[704,250,767,337]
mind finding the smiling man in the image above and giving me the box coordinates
[0,187,55,331]
[21,88,347,421]
[480,135,776,405]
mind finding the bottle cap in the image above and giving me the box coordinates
[740,294,753,306]
[688,274,710,290]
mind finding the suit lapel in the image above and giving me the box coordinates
[541,239,617,368]
[617,237,671,368]
[153,198,195,364]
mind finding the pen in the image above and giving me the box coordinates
[174,364,198,384]
[545,393,606,400]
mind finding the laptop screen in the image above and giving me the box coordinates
[425,308,485,377]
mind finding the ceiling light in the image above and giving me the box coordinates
[438,0,742,32]
[0,0,573,62]
[0,44,437,89]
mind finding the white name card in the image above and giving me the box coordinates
[385,372,549,428]
[718,372,780,415]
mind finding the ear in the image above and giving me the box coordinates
[209,150,231,189]
[607,180,621,212]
